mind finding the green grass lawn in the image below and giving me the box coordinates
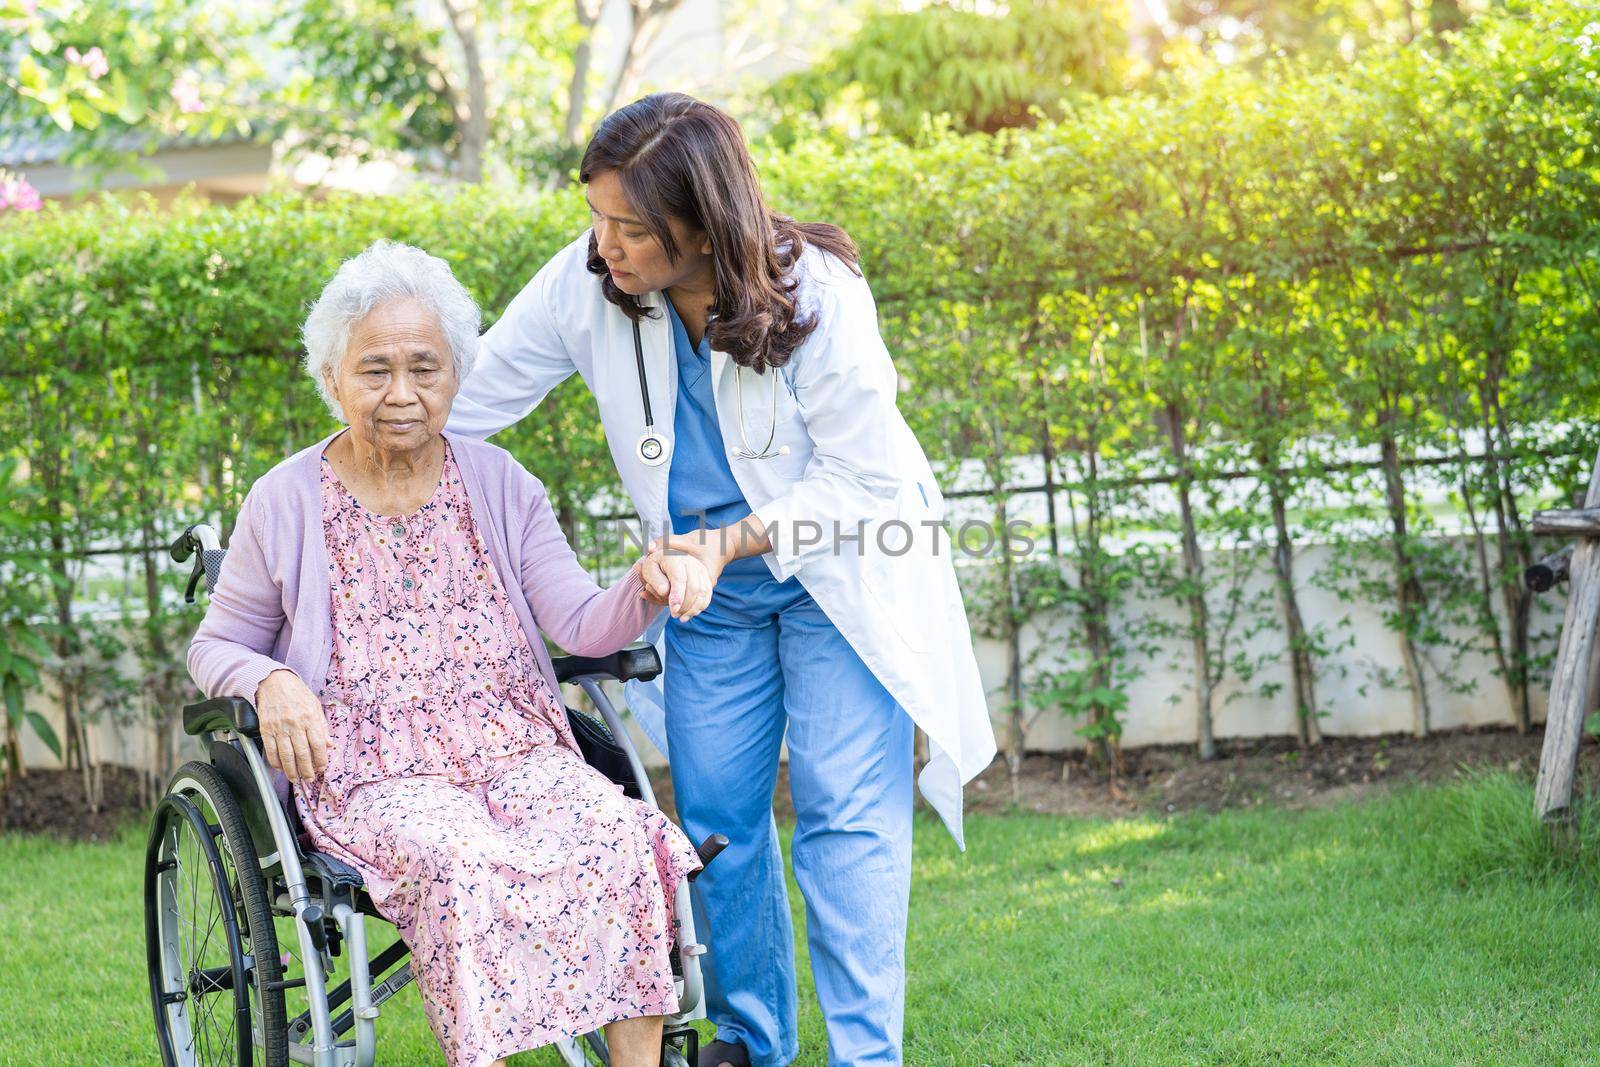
[4,775,1600,1065]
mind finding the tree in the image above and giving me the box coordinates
[1159,0,1487,68]
[766,0,1129,141]
[0,0,259,181]
[2,0,695,192]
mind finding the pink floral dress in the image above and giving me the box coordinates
[293,441,700,1067]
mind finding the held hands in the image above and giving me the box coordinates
[637,538,721,622]
[255,669,330,782]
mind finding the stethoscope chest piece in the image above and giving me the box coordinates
[630,316,672,467]
[636,430,671,467]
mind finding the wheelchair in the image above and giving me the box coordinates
[146,523,726,1067]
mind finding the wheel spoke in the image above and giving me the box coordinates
[218,1001,238,1066]
[194,972,223,1062]
[194,899,223,977]
[179,839,204,993]
[186,832,201,958]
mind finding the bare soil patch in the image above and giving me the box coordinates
[1,764,150,841]
[961,725,1597,819]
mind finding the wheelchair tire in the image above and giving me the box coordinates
[147,760,288,1067]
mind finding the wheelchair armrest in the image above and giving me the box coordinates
[552,642,662,684]
[183,696,260,739]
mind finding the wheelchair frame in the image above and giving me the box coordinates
[149,523,712,1067]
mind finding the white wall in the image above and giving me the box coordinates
[19,533,1559,776]
[1003,538,1556,754]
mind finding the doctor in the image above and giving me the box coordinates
[445,92,995,1067]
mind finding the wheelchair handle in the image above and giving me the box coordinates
[172,523,224,604]
[690,833,729,880]
[169,522,221,563]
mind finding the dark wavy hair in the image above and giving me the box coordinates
[579,92,859,372]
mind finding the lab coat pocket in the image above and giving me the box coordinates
[858,491,945,656]
[860,548,941,656]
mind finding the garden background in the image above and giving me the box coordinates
[2,0,1598,808]
[10,2,1600,1064]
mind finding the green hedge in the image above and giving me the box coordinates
[3,0,1598,777]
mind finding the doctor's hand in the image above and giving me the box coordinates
[647,520,769,591]
[637,550,714,621]
[255,668,330,782]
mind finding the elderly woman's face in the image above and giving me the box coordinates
[327,298,458,452]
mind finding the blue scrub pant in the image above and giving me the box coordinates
[664,571,915,1067]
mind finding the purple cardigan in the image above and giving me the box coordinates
[187,429,660,712]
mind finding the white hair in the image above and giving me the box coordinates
[301,240,481,421]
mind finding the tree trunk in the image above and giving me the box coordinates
[1457,457,1519,720]
[990,425,1025,796]
[1071,448,1118,774]
[48,531,82,771]
[77,719,102,814]
[601,0,686,119]
[564,0,605,150]
[1377,411,1433,736]
[1248,357,1321,746]
[1267,475,1321,745]
[1038,371,1061,558]
[1165,401,1216,760]
[2,719,22,785]
[441,0,489,183]
[1481,378,1533,733]
[1437,347,1521,735]
[34,384,83,771]
[1430,0,1466,36]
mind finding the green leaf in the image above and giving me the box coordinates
[116,77,148,126]
[24,711,62,760]
[67,99,102,130]
[47,100,75,131]
[16,53,48,93]
[14,629,49,659]
[3,676,22,723]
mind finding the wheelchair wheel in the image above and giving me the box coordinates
[147,760,287,1067]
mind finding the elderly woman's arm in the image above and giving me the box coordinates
[188,488,330,781]
[515,472,672,657]
[187,489,292,702]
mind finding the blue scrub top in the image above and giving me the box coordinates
[664,299,770,580]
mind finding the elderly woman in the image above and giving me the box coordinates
[187,240,711,1067]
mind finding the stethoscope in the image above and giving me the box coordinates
[631,316,789,467]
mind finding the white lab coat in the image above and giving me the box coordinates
[445,231,997,847]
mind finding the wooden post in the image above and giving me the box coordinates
[1533,447,1600,821]
[1525,543,1575,593]
[1528,508,1600,537]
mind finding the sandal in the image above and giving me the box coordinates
[698,1038,752,1067]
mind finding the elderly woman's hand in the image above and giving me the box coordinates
[255,669,330,781]
[637,549,714,622]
